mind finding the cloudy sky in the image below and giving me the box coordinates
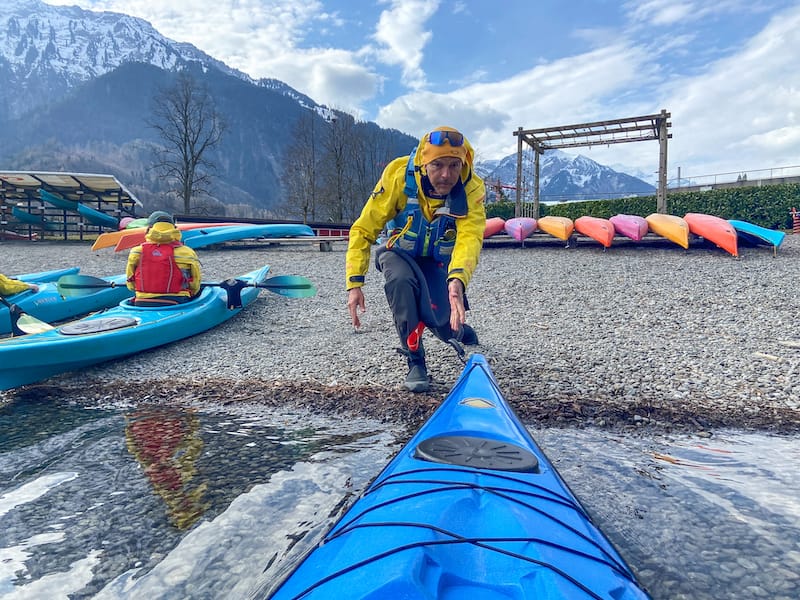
[47,0,800,182]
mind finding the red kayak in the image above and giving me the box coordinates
[683,213,738,257]
[575,216,615,248]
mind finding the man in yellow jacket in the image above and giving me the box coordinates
[346,126,486,392]
[126,212,202,306]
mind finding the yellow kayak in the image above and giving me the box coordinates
[645,213,689,249]
[537,216,574,241]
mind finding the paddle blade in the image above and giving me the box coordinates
[0,296,55,335]
[257,275,316,298]
[57,274,117,297]
[16,314,55,334]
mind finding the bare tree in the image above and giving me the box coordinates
[149,72,226,214]
[282,110,318,223]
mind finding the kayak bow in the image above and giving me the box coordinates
[267,354,650,599]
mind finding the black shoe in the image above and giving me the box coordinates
[404,364,430,393]
[461,324,479,345]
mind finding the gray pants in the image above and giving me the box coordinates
[376,250,453,353]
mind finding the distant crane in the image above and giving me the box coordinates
[486,180,517,203]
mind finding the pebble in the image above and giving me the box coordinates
[1,234,799,431]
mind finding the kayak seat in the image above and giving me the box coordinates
[415,434,540,473]
[59,316,138,335]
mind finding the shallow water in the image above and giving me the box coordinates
[0,397,797,599]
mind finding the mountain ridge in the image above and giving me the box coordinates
[0,0,655,217]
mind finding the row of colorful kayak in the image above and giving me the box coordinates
[265,353,651,599]
[484,213,786,257]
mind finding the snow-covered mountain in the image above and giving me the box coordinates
[0,0,312,119]
[476,149,655,203]
[0,0,651,212]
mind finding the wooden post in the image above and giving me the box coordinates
[657,109,669,213]
[533,145,540,219]
[515,127,523,218]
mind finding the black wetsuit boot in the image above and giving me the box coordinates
[403,348,429,393]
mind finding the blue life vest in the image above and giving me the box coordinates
[386,148,468,263]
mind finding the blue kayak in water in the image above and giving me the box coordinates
[267,354,651,599]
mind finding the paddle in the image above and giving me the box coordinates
[57,273,317,300]
[0,295,55,335]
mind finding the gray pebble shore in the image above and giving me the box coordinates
[2,234,799,430]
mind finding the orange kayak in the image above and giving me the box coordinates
[91,222,241,250]
[683,213,738,257]
[536,216,574,241]
[574,216,615,248]
[645,213,689,249]
[483,217,506,238]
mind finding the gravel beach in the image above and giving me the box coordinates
[2,233,799,433]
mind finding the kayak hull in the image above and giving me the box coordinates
[728,219,785,250]
[1,273,131,335]
[575,216,615,248]
[537,216,574,241]
[644,214,689,249]
[268,354,650,600]
[0,266,270,390]
[483,217,506,238]
[684,213,738,257]
[2,268,129,335]
[125,223,315,251]
[609,214,648,241]
[91,221,243,250]
[504,217,537,241]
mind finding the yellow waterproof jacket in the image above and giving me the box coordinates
[126,223,202,300]
[346,135,486,290]
[0,274,32,296]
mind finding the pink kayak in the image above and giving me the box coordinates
[504,217,537,241]
[609,214,649,241]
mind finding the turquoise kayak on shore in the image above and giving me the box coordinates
[728,219,786,252]
[1,268,130,335]
[267,354,650,599]
[0,265,271,390]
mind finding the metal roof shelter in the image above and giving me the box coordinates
[512,109,671,217]
[0,171,141,240]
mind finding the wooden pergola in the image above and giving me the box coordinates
[512,109,672,216]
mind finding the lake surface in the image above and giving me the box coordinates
[0,396,797,599]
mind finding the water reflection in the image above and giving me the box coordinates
[2,394,798,600]
[125,407,208,530]
[535,429,800,600]
[0,397,391,599]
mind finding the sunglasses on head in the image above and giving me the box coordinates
[428,130,464,147]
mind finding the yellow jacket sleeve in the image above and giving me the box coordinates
[175,246,202,295]
[125,247,141,291]
[447,174,486,288]
[345,156,408,289]
[0,274,32,296]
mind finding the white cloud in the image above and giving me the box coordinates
[658,5,800,176]
[377,43,655,162]
[371,0,439,91]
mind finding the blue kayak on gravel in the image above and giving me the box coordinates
[0,265,317,391]
[266,354,650,600]
[1,268,130,335]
